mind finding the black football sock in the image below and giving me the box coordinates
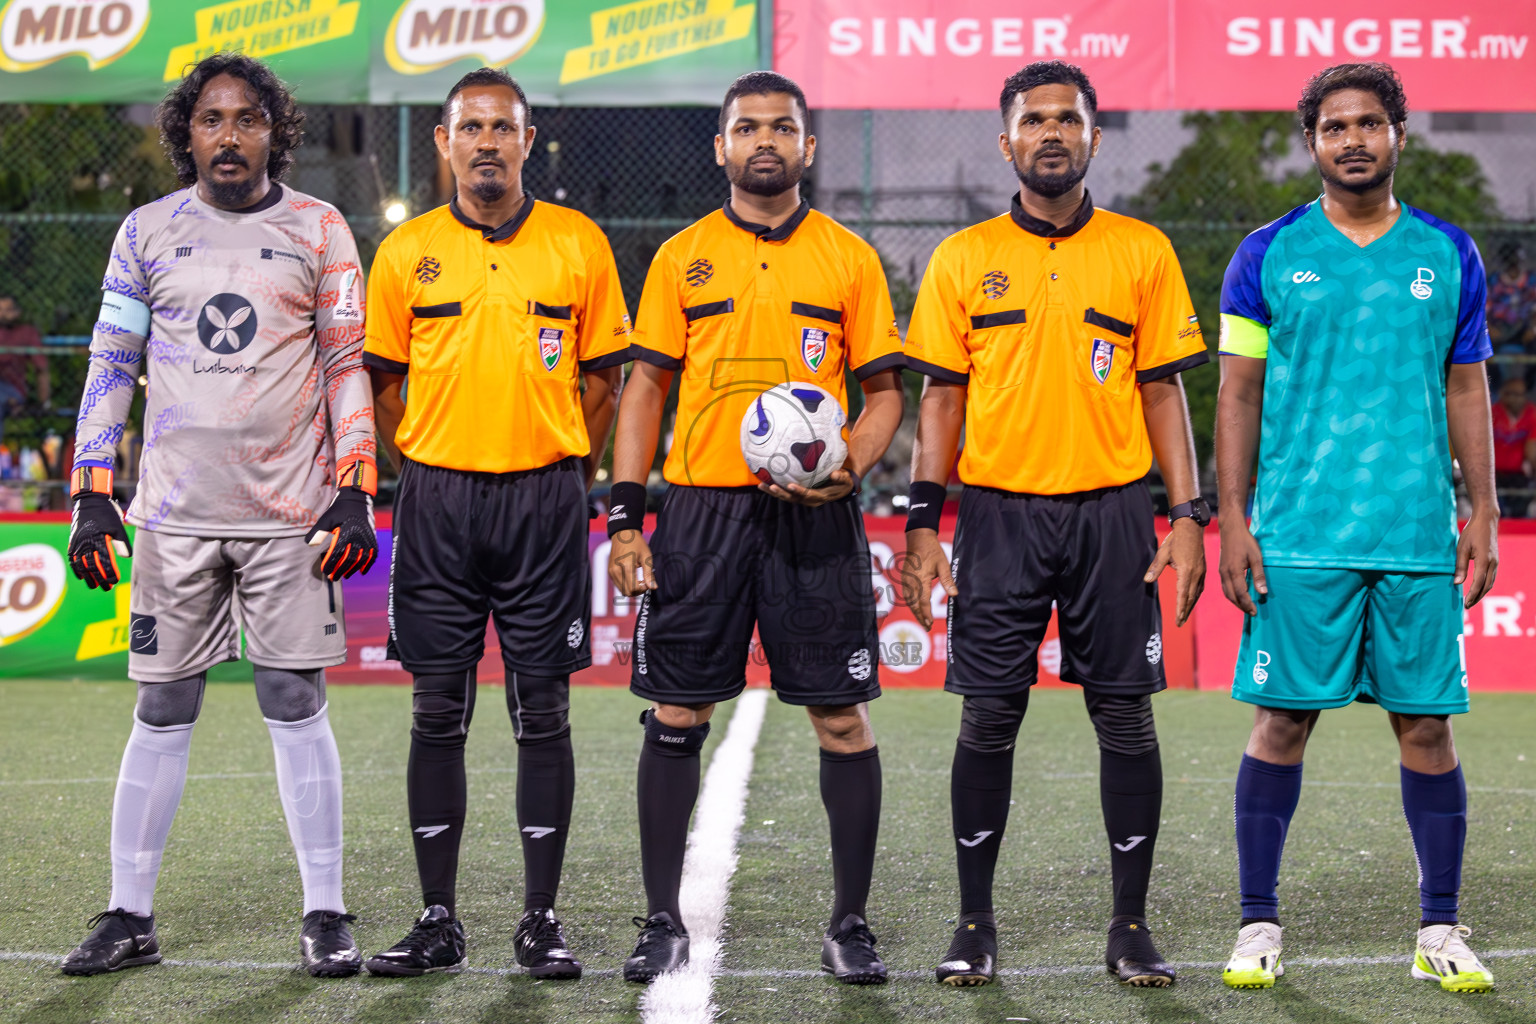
[951,742,1015,916]
[1099,747,1163,920]
[821,745,882,929]
[637,713,705,924]
[407,736,467,916]
[516,732,574,912]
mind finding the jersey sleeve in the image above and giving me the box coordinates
[362,235,411,376]
[629,244,687,371]
[1134,239,1210,383]
[314,209,376,482]
[74,211,150,474]
[845,245,904,380]
[1218,229,1273,359]
[576,226,633,372]
[904,238,972,385]
[1450,232,1494,364]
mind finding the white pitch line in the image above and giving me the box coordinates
[640,688,769,1024]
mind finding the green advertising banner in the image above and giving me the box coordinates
[0,520,135,679]
[0,0,759,105]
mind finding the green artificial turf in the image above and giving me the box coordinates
[2,680,1534,1023]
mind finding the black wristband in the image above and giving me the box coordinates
[905,480,947,532]
[846,467,862,496]
[606,481,648,537]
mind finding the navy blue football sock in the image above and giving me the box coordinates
[1234,753,1303,923]
[1401,763,1466,926]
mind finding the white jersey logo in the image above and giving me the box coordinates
[958,831,994,848]
[1291,270,1321,284]
[1114,835,1148,852]
[1410,267,1435,300]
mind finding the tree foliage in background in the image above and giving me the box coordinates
[1127,111,1501,470]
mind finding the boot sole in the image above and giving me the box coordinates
[364,958,465,977]
[527,963,583,980]
[937,972,993,986]
[61,952,161,976]
[306,958,363,978]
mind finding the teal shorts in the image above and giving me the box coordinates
[1231,566,1468,715]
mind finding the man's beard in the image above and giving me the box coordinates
[1012,143,1089,199]
[1319,150,1396,194]
[469,177,508,203]
[203,150,262,208]
[726,154,804,197]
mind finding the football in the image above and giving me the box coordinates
[739,382,849,489]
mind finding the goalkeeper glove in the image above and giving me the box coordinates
[306,457,378,580]
[68,466,131,591]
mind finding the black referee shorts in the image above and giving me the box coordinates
[630,485,881,708]
[946,480,1165,698]
[388,456,592,675]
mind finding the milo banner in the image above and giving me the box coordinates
[0,0,760,104]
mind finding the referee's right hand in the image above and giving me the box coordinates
[609,530,657,597]
[1218,522,1268,616]
[902,528,957,630]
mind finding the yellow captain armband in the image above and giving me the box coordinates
[1218,314,1269,358]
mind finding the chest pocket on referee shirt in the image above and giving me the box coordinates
[968,308,1031,388]
[409,301,464,375]
[788,300,845,385]
[522,302,582,438]
[1076,307,1134,397]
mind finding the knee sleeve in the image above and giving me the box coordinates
[957,692,1029,754]
[134,674,207,727]
[1083,691,1159,757]
[411,670,477,748]
[505,670,571,746]
[253,666,326,723]
[641,708,711,757]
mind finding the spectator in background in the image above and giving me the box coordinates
[0,294,50,438]
[1487,245,1536,351]
[1493,375,1536,518]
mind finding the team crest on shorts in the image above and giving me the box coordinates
[801,327,828,372]
[539,327,564,371]
[1091,338,1114,384]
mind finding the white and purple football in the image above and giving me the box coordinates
[740,382,849,489]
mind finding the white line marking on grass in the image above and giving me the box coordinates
[641,688,769,1024]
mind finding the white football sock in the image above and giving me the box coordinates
[108,716,195,915]
[266,703,346,916]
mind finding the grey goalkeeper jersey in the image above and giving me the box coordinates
[74,185,375,537]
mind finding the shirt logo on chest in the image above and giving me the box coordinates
[539,327,564,371]
[982,271,1010,299]
[1410,267,1435,300]
[1091,338,1114,384]
[415,256,442,284]
[801,327,828,373]
[686,258,714,287]
[197,293,257,354]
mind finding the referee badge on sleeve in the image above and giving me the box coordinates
[539,327,564,371]
[1091,338,1114,384]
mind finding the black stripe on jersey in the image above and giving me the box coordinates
[852,352,906,381]
[1084,307,1133,337]
[791,301,842,324]
[530,301,572,319]
[906,356,969,386]
[1135,350,1211,384]
[362,351,410,375]
[412,302,463,318]
[629,345,683,371]
[970,309,1027,330]
[684,299,735,322]
[579,349,633,372]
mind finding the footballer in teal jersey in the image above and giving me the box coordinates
[1214,64,1499,994]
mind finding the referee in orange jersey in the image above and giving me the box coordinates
[902,62,1208,988]
[359,69,631,980]
[606,72,904,985]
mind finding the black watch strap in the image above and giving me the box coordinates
[1168,496,1211,527]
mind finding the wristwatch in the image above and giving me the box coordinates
[1168,496,1212,528]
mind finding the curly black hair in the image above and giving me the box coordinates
[441,67,530,126]
[719,71,808,135]
[156,53,304,187]
[999,61,1097,124]
[1297,62,1408,135]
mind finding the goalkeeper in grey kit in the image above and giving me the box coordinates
[61,55,377,978]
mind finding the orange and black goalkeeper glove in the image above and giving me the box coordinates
[306,487,377,580]
[68,467,132,590]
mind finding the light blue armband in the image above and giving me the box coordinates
[97,291,151,335]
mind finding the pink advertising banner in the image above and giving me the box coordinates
[772,0,1536,111]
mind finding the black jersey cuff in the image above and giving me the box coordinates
[852,352,906,381]
[1135,350,1210,384]
[905,357,969,386]
[629,344,684,372]
[362,351,409,375]
[578,349,632,372]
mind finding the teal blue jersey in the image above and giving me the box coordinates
[1219,201,1491,572]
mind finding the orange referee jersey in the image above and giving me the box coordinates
[631,200,903,487]
[363,195,631,473]
[906,193,1208,494]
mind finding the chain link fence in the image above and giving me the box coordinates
[3,103,1535,514]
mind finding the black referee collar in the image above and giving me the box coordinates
[723,197,810,241]
[1009,189,1094,238]
[450,191,535,242]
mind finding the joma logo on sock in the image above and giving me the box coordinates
[414,824,451,838]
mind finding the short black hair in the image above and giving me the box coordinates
[1297,63,1408,135]
[718,71,808,135]
[156,53,303,187]
[999,61,1098,124]
[441,67,530,126]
